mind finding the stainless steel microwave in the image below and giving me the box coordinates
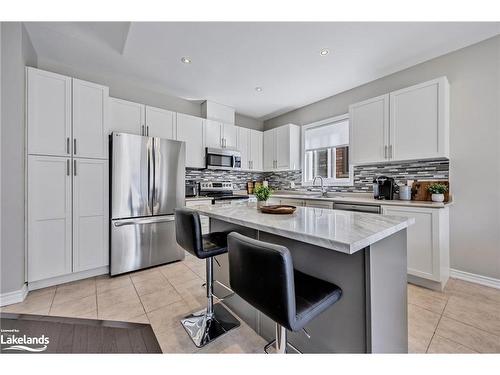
[205,147,241,170]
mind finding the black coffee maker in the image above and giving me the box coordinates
[373,176,396,200]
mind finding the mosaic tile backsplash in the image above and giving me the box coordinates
[186,159,449,193]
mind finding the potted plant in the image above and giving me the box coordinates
[254,185,272,209]
[428,183,448,202]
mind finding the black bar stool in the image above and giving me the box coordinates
[227,232,342,353]
[174,208,240,347]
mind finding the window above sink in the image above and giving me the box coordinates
[302,114,353,187]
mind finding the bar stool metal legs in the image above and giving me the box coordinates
[180,257,240,348]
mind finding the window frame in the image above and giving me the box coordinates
[301,114,353,187]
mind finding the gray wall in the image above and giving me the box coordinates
[235,113,264,131]
[1,23,38,294]
[265,35,500,280]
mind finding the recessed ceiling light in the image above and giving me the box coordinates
[319,48,330,56]
[255,87,263,92]
[181,57,192,64]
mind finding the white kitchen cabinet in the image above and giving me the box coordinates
[349,94,389,165]
[108,97,145,135]
[389,77,449,160]
[264,124,300,171]
[223,123,238,149]
[250,129,263,171]
[349,77,449,165]
[73,159,109,272]
[237,127,250,170]
[237,127,264,171]
[381,205,449,290]
[176,113,205,168]
[205,120,237,149]
[145,106,176,139]
[72,79,109,159]
[27,68,72,157]
[205,119,223,148]
[28,155,72,282]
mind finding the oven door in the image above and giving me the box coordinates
[206,148,239,170]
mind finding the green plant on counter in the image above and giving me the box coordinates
[254,185,273,202]
[428,183,448,194]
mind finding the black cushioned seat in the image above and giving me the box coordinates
[227,232,342,351]
[293,270,342,331]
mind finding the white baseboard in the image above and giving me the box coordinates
[450,268,500,290]
[0,284,28,307]
[28,266,109,291]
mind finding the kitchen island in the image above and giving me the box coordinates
[191,202,414,353]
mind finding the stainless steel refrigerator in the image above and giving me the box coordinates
[110,132,186,276]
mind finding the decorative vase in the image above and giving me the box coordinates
[431,193,444,203]
[257,200,267,209]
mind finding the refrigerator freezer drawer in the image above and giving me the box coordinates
[111,215,185,276]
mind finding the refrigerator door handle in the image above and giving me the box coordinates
[113,216,175,227]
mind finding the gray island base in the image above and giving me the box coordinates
[190,203,414,353]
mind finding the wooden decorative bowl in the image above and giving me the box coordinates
[260,205,297,214]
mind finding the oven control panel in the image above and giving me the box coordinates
[199,181,233,191]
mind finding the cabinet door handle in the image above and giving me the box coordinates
[73,159,77,176]
[66,159,70,176]
[384,145,388,159]
[146,126,149,136]
[142,125,145,136]
[73,139,77,155]
[389,145,393,159]
[66,137,70,154]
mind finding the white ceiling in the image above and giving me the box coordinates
[25,22,500,120]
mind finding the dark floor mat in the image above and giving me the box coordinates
[0,313,162,354]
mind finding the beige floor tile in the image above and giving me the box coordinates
[427,335,477,353]
[179,283,207,311]
[97,284,140,309]
[445,278,500,304]
[52,278,96,306]
[96,274,132,294]
[169,273,204,291]
[132,273,174,296]
[443,295,500,336]
[139,288,183,313]
[1,287,56,315]
[159,262,193,279]
[198,323,266,354]
[130,268,164,283]
[153,324,199,353]
[147,300,192,334]
[127,314,150,324]
[435,316,500,353]
[98,299,146,322]
[49,294,97,319]
[408,283,449,315]
[408,303,441,353]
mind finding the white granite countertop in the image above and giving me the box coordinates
[191,202,414,254]
[272,192,453,209]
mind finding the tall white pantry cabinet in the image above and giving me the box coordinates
[26,67,109,288]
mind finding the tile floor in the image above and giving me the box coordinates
[3,253,500,353]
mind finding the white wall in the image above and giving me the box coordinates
[1,23,38,294]
[265,35,500,280]
[37,57,263,130]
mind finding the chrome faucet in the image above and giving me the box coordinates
[312,176,327,197]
